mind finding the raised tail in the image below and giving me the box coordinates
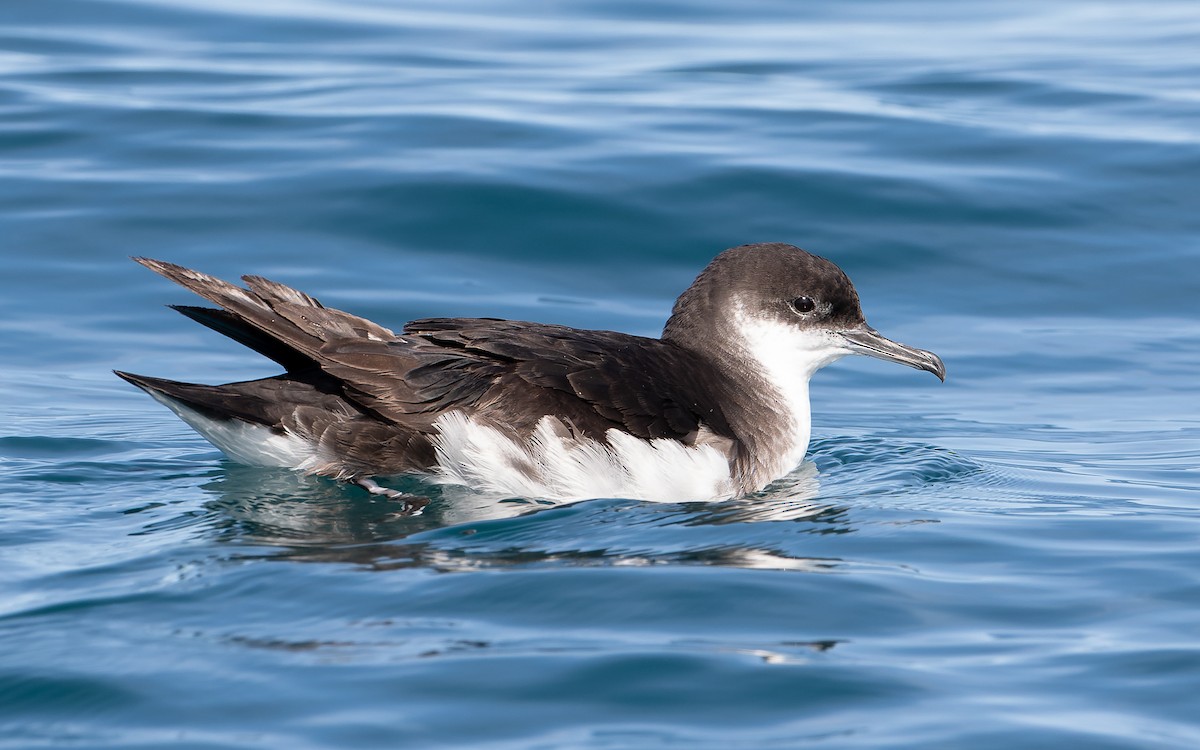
[129,257,397,371]
[168,305,313,372]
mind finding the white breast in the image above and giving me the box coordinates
[430,412,737,502]
[732,302,849,480]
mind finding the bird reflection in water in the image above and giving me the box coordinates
[195,460,853,573]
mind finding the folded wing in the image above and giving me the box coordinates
[135,258,734,446]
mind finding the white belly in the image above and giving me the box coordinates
[150,391,742,502]
[430,412,737,502]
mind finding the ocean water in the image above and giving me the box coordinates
[2,0,1199,747]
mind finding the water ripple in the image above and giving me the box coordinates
[4,1,1200,747]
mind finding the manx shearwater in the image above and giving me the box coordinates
[116,243,945,505]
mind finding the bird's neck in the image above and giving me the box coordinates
[664,301,847,491]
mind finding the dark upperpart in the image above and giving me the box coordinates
[115,243,943,499]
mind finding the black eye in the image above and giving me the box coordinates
[791,296,816,314]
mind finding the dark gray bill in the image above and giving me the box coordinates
[840,327,946,381]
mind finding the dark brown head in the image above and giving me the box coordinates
[663,243,945,381]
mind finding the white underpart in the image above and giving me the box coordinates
[144,390,323,470]
[431,412,735,502]
[732,301,850,481]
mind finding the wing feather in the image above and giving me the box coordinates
[136,260,734,445]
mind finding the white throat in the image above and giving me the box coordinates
[732,303,848,476]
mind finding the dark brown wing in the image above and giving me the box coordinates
[134,258,499,428]
[398,318,737,442]
[135,259,734,444]
[134,257,396,359]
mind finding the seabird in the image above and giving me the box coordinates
[116,243,944,506]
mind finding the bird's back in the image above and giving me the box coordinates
[117,256,745,497]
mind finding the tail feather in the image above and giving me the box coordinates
[113,371,324,469]
[130,257,396,371]
[114,370,279,426]
[132,257,263,316]
[240,274,325,310]
[169,305,312,371]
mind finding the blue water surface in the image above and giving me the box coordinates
[2,1,1199,747]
